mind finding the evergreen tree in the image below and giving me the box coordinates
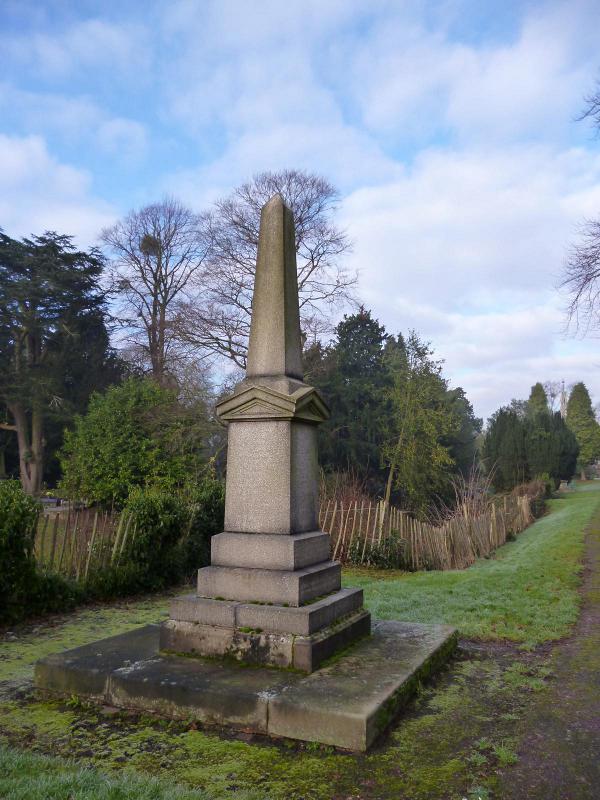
[551,412,579,482]
[314,308,391,493]
[486,401,579,491]
[0,231,120,494]
[566,382,600,479]
[382,331,458,516]
[483,408,529,491]
[60,377,212,506]
[442,388,482,477]
[527,382,549,415]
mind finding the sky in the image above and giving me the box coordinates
[2,0,600,420]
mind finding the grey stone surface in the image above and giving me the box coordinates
[197,561,341,606]
[268,619,458,750]
[236,587,364,635]
[34,625,158,701]
[292,609,371,672]
[159,619,294,668]
[35,620,458,751]
[222,420,320,535]
[211,530,330,571]
[245,194,303,381]
[168,588,364,636]
[160,608,369,672]
[169,595,236,628]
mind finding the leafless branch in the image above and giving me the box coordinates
[178,170,356,368]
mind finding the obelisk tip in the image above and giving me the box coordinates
[246,193,303,381]
[263,193,288,212]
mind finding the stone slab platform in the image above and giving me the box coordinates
[35,619,457,751]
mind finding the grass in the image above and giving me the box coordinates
[0,482,598,799]
[0,745,247,799]
[344,483,600,646]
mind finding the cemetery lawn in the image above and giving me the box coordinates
[1,482,599,800]
[345,483,600,647]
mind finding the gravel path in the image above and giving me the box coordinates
[498,503,600,799]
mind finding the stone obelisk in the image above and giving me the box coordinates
[161,195,370,672]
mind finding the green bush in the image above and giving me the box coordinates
[0,480,82,623]
[87,487,188,598]
[183,475,225,575]
[59,377,210,507]
[348,532,409,570]
[27,572,85,617]
[0,480,40,622]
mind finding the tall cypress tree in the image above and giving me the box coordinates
[527,383,549,415]
[483,408,528,491]
[566,382,600,479]
[314,308,391,493]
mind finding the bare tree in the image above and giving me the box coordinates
[578,77,600,131]
[543,380,562,412]
[562,79,600,333]
[102,198,210,385]
[176,170,356,368]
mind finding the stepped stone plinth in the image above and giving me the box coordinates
[160,195,371,671]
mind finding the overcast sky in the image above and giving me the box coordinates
[2,0,600,420]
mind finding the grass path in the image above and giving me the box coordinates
[1,483,599,800]
[345,485,600,645]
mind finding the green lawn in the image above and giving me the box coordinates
[1,482,598,800]
[345,483,600,646]
[0,745,261,800]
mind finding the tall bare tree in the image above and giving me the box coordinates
[176,170,356,368]
[562,79,600,332]
[102,198,210,385]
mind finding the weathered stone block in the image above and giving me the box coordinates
[168,595,236,627]
[159,619,293,668]
[34,625,158,701]
[197,561,341,606]
[292,609,371,672]
[161,608,370,672]
[235,587,364,635]
[211,530,330,571]
[223,420,319,535]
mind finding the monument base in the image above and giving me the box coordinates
[161,588,369,672]
[34,620,457,751]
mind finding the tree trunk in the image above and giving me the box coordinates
[581,468,587,481]
[8,403,44,495]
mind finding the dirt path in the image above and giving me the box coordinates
[498,503,600,799]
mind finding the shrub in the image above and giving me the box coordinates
[348,532,409,570]
[59,377,210,507]
[0,480,82,624]
[183,475,225,575]
[87,487,188,598]
[0,480,40,623]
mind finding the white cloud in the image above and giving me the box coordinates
[96,118,147,161]
[339,142,600,417]
[0,134,115,245]
[0,83,148,163]
[2,18,150,79]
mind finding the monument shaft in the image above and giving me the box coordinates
[160,194,370,671]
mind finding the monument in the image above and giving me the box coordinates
[35,194,457,751]
[160,194,370,671]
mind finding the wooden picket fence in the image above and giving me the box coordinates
[35,491,537,582]
[34,506,135,582]
[319,492,536,570]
